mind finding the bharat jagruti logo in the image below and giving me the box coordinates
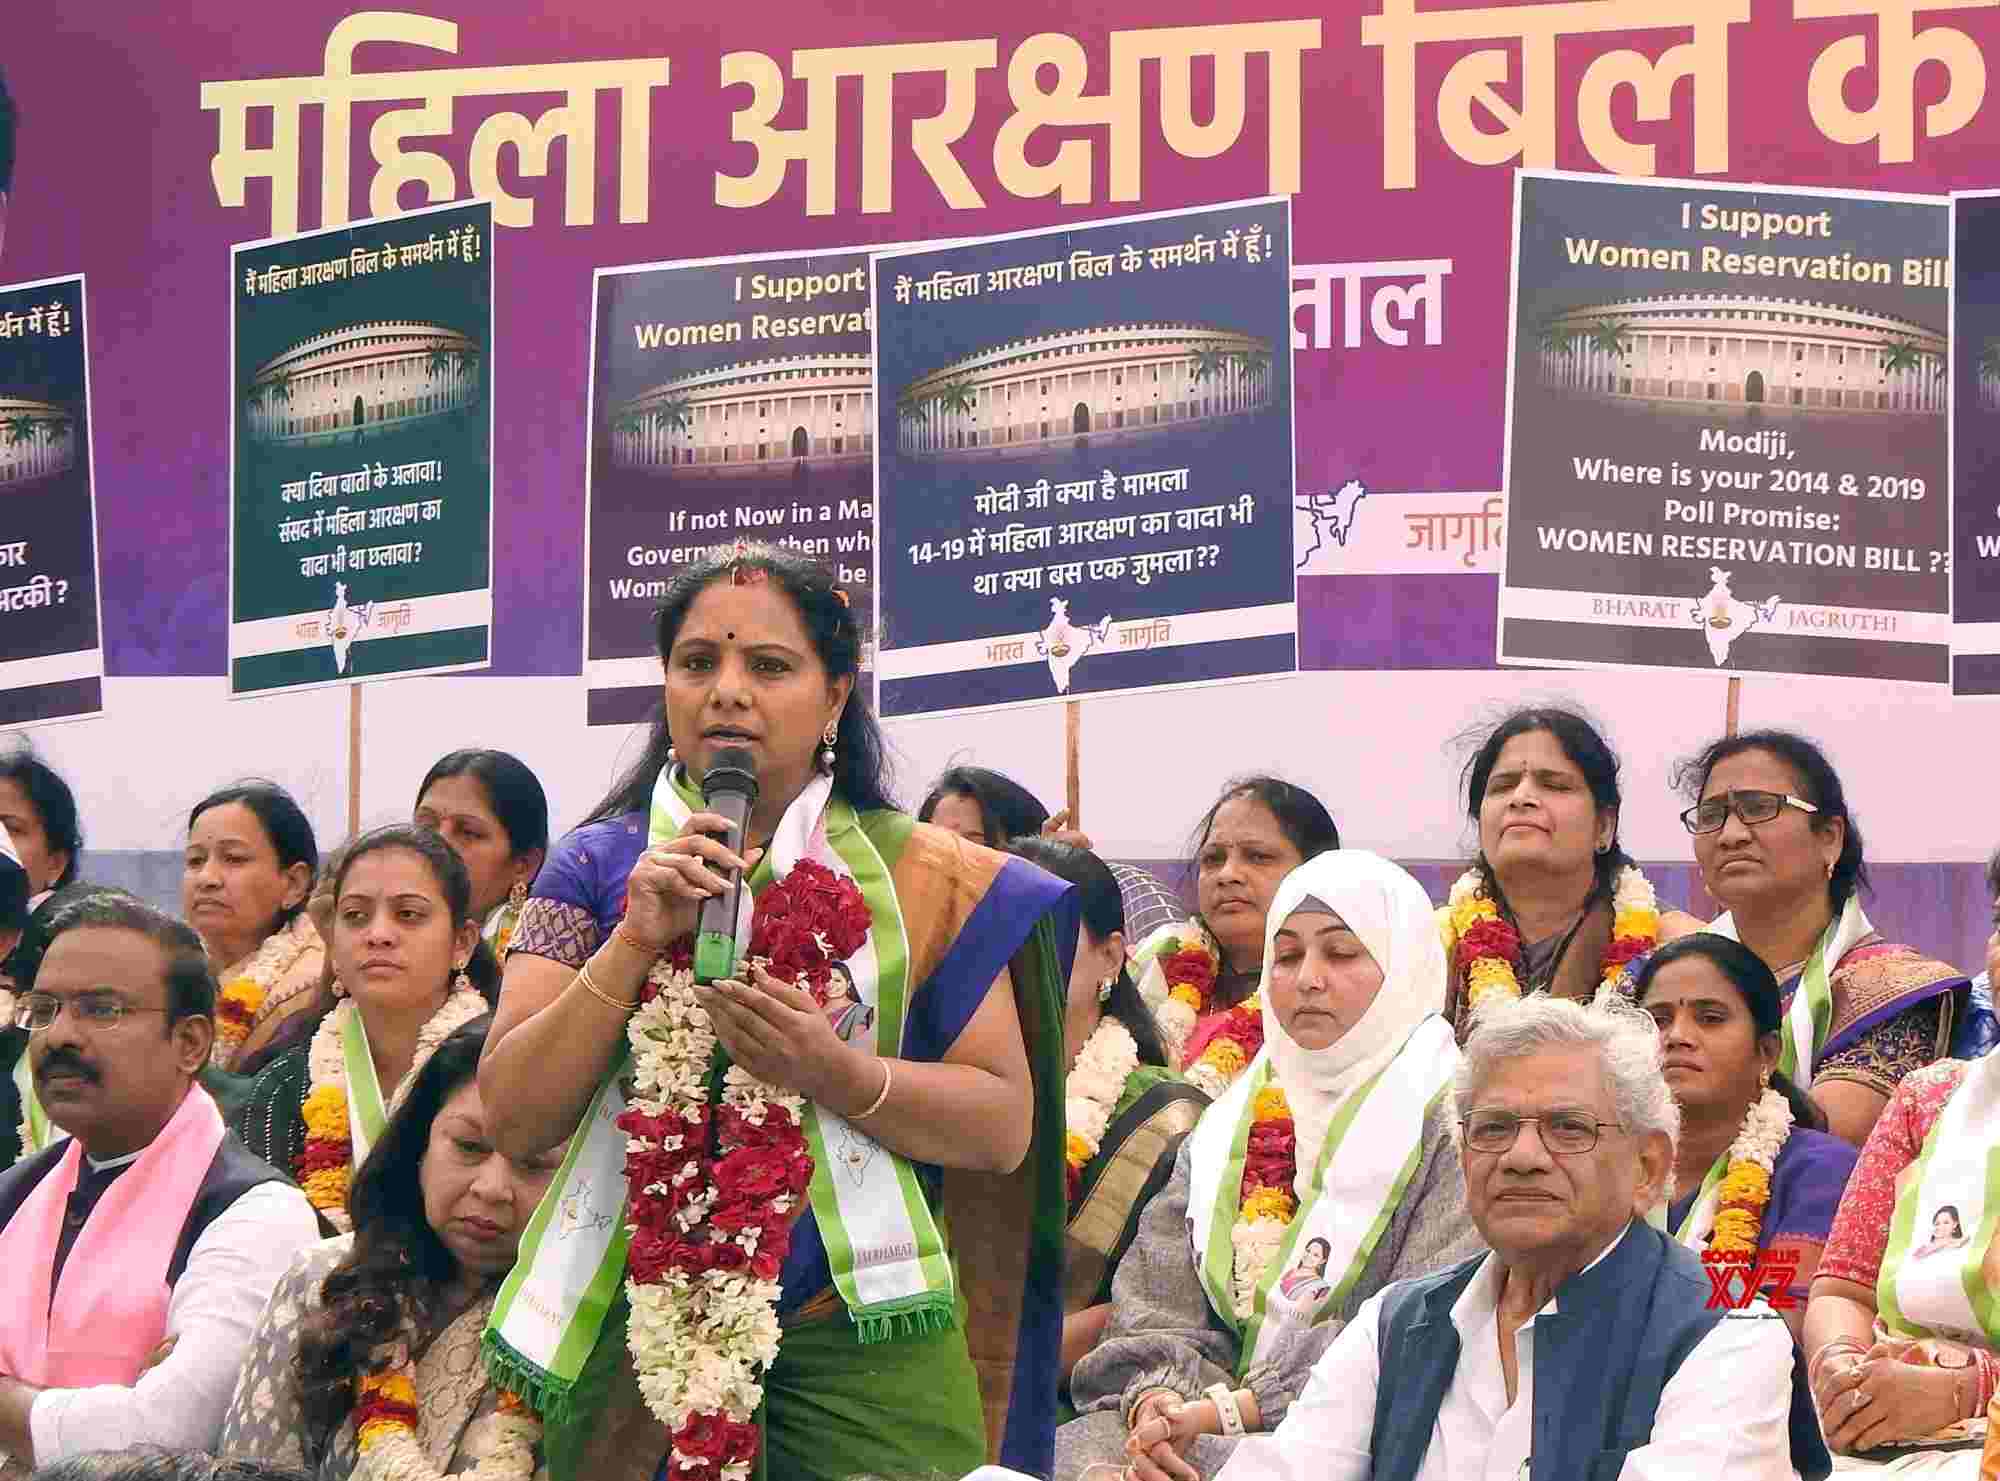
[1691,566,1781,666]
[325,581,372,674]
[1294,479,1369,569]
[1036,597,1115,694]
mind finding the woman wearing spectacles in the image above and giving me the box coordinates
[1669,729,1967,1147]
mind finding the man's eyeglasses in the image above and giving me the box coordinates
[1679,789,1819,836]
[13,991,168,1033]
[1460,1109,1622,1155]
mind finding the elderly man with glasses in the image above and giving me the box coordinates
[1210,994,1831,1481]
[0,894,317,1476]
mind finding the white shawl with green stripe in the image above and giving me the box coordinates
[1877,1056,2000,1348]
[1185,849,1458,1375]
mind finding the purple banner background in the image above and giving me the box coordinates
[9,3,2000,676]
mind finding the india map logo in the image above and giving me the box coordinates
[1691,567,1781,666]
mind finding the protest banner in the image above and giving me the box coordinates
[584,248,878,725]
[872,198,1297,718]
[1953,191,2000,699]
[1500,170,1951,684]
[229,198,494,696]
[0,274,103,726]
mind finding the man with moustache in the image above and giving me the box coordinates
[1210,995,1830,1481]
[0,895,317,1474]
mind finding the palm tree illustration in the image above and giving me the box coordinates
[1881,340,1922,379]
[653,398,692,460]
[1241,345,1271,402]
[935,377,976,448]
[1190,343,1231,412]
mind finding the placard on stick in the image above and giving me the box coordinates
[0,274,104,727]
[1499,170,1951,685]
[228,199,494,697]
[871,197,1299,721]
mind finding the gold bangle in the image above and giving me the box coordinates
[574,961,636,1014]
[850,1059,892,1120]
[609,922,663,960]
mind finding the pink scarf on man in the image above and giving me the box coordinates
[0,1083,225,1387]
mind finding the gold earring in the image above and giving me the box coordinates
[1759,1068,1771,1091]
[508,878,528,909]
[453,962,471,995]
[819,720,838,773]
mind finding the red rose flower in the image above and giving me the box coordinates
[720,1420,760,1466]
[625,1227,681,1285]
[1456,918,1521,967]
[674,1412,730,1463]
[1603,935,1650,969]
[714,1144,807,1201]
[298,1139,350,1175]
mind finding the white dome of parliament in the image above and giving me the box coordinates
[607,353,873,473]
[245,320,482,448]
[896,321,1276,456]
[0,395,77,487]
[1532,294,1945,414]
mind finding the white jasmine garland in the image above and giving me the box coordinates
[1066,1017,1139,1155]
[1229,1216,1289,1322]
[1734,1087,1794,1172]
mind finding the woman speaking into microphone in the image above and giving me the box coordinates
[479,544,1078,1481]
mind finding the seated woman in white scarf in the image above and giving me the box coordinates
[1055,850,1482,1481]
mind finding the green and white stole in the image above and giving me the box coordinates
[339,1006,392,1166]
[487,770,954,1419]
[1710,894,1873,1083]
[1184,1014,1458,1376]
[1876,1057,2000,1347]
[1672,1156,1729,1248]
[13,1052,50,1158]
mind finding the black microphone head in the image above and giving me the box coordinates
[702,747,759,804]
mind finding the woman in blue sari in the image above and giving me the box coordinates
[477,544,1076,1481]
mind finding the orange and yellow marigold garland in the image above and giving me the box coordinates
[1228,1083,1300,1318]
[1135,926,1223,1067]
[354,1369,540,1481]
[1184,995,1265,1098]
[1438,865,1661,1018]
[1692,1089,1792,1264]
[298,1081,352,1218]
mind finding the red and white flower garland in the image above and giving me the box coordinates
[615,859,868,1481]
[1136,927,1222,1068]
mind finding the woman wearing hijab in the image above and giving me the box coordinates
[1055,850,1481,1481]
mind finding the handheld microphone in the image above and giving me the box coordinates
[693,746,759,984]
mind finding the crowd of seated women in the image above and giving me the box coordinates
[2,546,1999,1481]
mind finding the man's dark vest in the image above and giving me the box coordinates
[1368,1221,1831,1481]
[0,1131,287,1301]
